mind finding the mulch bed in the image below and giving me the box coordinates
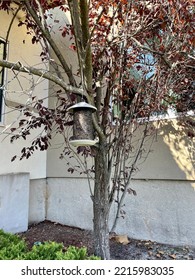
[18,220,195,260]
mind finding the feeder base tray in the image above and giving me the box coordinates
[69,139,99,147]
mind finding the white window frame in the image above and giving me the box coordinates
[144,108,195,123]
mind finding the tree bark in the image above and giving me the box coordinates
[93,144,111,260]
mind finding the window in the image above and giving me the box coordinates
[113,48,194,123]
[0,38,6,123]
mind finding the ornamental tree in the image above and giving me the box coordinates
[0,0,194,259]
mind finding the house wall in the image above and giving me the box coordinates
[47,119,195,181]
[46,119,195,247]
[0,10,48,179]
[0,9,48,232]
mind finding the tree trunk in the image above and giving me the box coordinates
[93,145,111,260]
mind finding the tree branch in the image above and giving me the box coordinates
[23,0,77,86]
[111,122,151,232]
[130,36,172,68]
[79,0,93,91]
[68,0,85,89]
[0,59,86,96]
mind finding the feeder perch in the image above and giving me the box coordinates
[67,101,99,147]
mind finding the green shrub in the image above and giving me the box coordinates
[0,229,27,260]
[24,241,64,260]
[56,246,100,260]
[0,229,100,260]
[25,243,100,260]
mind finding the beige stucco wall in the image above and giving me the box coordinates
[47,119,195,184]
[0,10,48,179]
[135,119,195,182]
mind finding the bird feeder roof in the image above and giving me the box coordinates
[67,101,97,112]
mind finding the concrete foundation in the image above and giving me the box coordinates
[114,179,195,246]
[47,177,195,247]
[28,179,47,224]
[0,173,29,233]
[46,178,93,229]
[1,174,195,247]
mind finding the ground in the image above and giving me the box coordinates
[19,220,195,260]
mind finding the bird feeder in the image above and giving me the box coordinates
[67,101,99,147]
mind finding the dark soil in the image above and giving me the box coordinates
[19,220,195,260]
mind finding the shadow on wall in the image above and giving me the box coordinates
[157,118,195,189]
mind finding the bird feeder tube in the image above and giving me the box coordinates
[67,102,99,147]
